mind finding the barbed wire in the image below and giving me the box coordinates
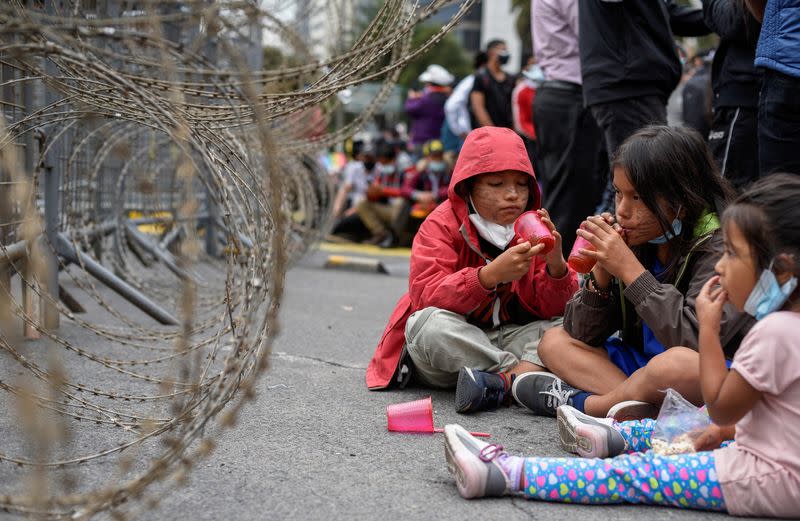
[0,0,476,518]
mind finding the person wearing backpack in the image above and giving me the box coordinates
[470,40,516,130]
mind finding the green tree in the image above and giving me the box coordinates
[397,24,472,88]
[511,0,532,60]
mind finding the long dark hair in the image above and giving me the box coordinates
[612,125,736,278]
[723,173,800,276]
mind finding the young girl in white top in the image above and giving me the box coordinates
[444,173,800,518]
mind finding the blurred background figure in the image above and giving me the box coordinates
[331,140,377,242]
[405,64,454,155]
[403,139,452,223]
[512,55,544,174]
[703,0,762,191]
[356,142,412,247]
[470,39,516,129]
[443,51,488,153]
[681,50,713,138]
[531,0,606,255]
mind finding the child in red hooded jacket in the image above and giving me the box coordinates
[366,127,578,413]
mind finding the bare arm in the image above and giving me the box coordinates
[470,91,494,127]
[697,276,763,425]
[331,183,352,218]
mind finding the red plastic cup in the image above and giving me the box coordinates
[568,235,597,273]
[386,396,490,437]
[514,211,555,255]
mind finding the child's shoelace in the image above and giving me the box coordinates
[479,444,505,462]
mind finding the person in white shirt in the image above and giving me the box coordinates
[444,52,488,149]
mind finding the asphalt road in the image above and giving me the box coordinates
[146,245,762,521]
[0,243,763,520]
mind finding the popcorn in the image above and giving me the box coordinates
[651,433,696,455]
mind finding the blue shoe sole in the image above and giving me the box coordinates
[454,367,477,414]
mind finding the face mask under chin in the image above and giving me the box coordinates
[743,261,798,320]
[468,196,515,249]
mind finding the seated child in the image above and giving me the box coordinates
[444,174,800,518]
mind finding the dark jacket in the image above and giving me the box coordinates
[702,0,762,109]
[682,64,712,136]
[563,220,754,360]
[578,0,709,106]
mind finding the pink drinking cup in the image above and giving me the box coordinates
[514,211,555,255]
[567,235,597,273]
[386,396,490,437]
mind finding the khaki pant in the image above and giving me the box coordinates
[356,197,407,236]
[404,306,563,389]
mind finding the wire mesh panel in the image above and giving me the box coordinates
[0,0,476,518]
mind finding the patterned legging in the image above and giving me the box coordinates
[617,418,657,452]
[518,419,726,511]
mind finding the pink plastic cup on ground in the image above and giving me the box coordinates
[386,396,490,437]
[567,235,597,273]
[514,211,555,255]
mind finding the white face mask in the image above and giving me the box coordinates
[468,196,515,249]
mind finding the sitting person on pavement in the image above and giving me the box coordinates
[331,141,376,241]
[510,125,754,420]
[402,139,452,221]
[442,174,800,519]
[356,142,414,247]
[365,127,578,415]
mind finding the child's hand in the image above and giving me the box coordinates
[536,208,568,277]
[697,275,727,333]
[577,215,643,284]
[479,240,542,288]
[693,423,735,452]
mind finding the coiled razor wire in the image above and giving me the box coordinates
[0,0,476,518]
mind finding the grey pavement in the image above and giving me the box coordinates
[147,247,759,521]
[0,246,764,520]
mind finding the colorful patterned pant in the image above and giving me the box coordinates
[616,418,657,453]
[515,418,726,511]
[520,451,725,510]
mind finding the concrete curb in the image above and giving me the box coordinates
[324,255,389,274]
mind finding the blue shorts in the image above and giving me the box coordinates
[604,337,732,377]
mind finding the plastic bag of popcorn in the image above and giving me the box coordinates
[650,388,711,456]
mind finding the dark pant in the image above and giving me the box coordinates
[591,95,667,213]
[758,68,800,177]
[708,106,759,191]
[533,84,606,256]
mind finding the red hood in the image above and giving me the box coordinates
[447,126,541,219]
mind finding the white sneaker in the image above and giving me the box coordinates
[557,405,627,458]
[444,424,513,499]
[606,400,659,422]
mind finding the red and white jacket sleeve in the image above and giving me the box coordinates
[408,220,492,314]
[516,257,579,319]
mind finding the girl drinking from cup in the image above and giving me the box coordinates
[509,126,754,420]
[443,173,800,518]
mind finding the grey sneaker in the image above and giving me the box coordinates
[511,372,581,417]
[606,400,660,422]
[557,405,627,459]
[444,424,512,499]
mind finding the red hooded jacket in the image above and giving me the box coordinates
[365,127,579,390]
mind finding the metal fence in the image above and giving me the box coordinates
[0,0,474,518]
